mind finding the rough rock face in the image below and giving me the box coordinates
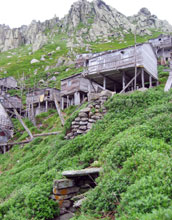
[62,0,134,43]
[128,8,172,35]
[0,17,60,52]
[0,0,172,52]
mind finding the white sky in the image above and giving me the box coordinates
[0,0,172,28]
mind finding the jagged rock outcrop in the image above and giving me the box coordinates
[0,17,60,52]
[0,0,172,52]
[129,8,172,35]
[62,0,134,44]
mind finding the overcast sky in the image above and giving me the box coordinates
[0,0,172,28]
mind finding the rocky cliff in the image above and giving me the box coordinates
[0,0,172,52]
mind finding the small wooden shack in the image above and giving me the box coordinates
[84,43,158,93]
[149,35,172,63]
[61,73,104,109]
[0,94,23,117]
[26,88,61,119]
[0,103,13,149]
[0,76,18,92]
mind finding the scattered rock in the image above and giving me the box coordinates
[30,59,40,64]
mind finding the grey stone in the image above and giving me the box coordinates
[79,126,87,130]
[79,121,88,125]
[89,119,96,123]
[80,117,88,122]
[59,213,74,220]
[60,200,72,209]
[62,168,102,178]
[53,187,80,195]
[30,59,40,64]
[78,112,88,118]
[75,117,80,122]
[73,197,87,208]
[87,123,93,129]
[80,107,90,113]
[54,179,74,189]
[77,130,85,134]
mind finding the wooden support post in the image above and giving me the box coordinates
[120,70,141,94]
[2,95,34,140]
[74,92,81,106]
[149,75,152,88]
[61,97,64,110]
[103,76,106,90]
[67,96,69,108]
[45,100,48,112]
[53,93,65,126]
[3,145,6,154]
[141,68,145,88]
[122,71,126,90]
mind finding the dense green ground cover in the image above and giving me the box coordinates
[0,30,171,219]
[0,84,172,219]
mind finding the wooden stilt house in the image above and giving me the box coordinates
[84,43,158,93]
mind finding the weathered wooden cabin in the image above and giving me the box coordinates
[0,103,13,151]
[0,76,18,92]
[0,94,23,117]
[26,88,61,119]
[149,35,172,63]
[84,43,158,93]
[61,73,104,109]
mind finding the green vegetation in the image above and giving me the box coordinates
[0,67,172,219]
[0,28,171,219]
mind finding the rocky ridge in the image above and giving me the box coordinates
[0,0,172,52]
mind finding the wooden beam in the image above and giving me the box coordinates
[149,75,152,88]
[103,76,106,90]
[141,68,145,88]
[2,95,34,140]
[120,71,141,94]
[122,71,126,90]
[53,93,65,126]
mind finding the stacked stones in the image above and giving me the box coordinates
[66,91,113,140]
[52,168,102,220]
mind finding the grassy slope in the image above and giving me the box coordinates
[0,32,171,219]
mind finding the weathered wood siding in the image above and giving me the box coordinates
[0,77,18,89]
[0,95,22,109]
[26,88,60,105]
[61,74,103,96]
[149,36,172,49]
[0,103,13,143]
[87,43,158,79]
[141,44,158,79]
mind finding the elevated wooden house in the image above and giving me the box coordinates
[149,35,172,64]
[26,88,61,120]
[0,103,13,146]
[84,43,158,93]
[61,73,104,109]
[0,94,23,117]
[0,76,18,92]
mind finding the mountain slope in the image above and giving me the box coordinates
[0,0,172,52]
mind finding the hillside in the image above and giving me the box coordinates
[0,68,172,220]
[0,0,172,219]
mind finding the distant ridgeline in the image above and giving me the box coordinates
[0,0,172,52]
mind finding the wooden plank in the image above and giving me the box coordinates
[53,93,65,126]
[120,71,141,94]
